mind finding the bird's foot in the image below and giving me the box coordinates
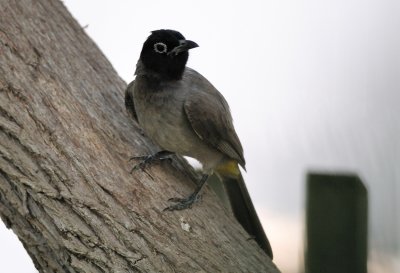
[163,174,209,211]
[163,192,201,211]
[129,155,155,173]
[129,151,173,173]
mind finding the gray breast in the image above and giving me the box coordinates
[133,78,195,154]
[132,72,225,171]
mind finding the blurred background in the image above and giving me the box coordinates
[1,0,399,272]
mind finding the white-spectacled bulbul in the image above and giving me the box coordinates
[125,29,272,258]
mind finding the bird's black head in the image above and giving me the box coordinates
[139,29,199,80]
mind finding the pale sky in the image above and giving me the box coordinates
[1,1,399,272]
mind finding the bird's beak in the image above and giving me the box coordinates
[168,40,199,56]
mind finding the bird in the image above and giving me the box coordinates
[125,29,273,258]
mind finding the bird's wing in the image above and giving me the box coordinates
[124,80,138,122]
[183,75,245,168]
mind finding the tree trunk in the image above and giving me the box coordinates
[0,0,280,272]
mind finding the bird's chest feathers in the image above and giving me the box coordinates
[138,91,181,128]
[134,83,191,151]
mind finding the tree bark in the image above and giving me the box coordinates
[0,0,280,272]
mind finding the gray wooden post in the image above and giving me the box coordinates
[305,173,368,273]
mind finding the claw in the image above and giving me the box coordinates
[167,197,185,202]
[129,151,174,174]
[128,155,151,162]
[163,174,209,212]
[129,155,154,173]
[163,193,201,211]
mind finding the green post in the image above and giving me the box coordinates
[305,173,368,273]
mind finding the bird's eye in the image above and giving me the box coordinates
[154,42,168,54]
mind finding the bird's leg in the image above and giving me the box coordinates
[164,174,209,211]
[129,150,174,173]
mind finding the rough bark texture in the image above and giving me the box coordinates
[0,0,280,272]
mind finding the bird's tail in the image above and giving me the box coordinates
[214,165,273,258]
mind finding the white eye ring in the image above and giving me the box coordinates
[154,42,168,54]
